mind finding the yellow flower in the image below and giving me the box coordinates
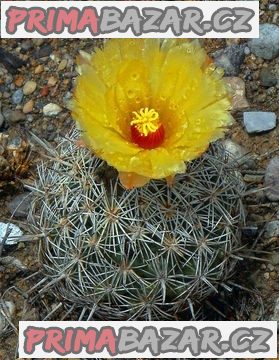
[72,39,232,189]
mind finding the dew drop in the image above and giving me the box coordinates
[127,89,134,98]
[131,73,139,81]
[169,102,178,110]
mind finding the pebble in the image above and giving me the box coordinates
[14,75,24,87]
[248,24,279,60]
[22,99,34,114]
[32,39,44,47]
[34,64,44,74]
[39,85,49,97]
[270,271,277,280]
[243,174,263,183]
[7,192,31,218]
[224,77,249,110]
[11,89,23,104]
[58,59,68,71]
[244,46,250,56]
[264,157,279,201]
[222,139,246,160]
[267,263,275,271]
[212,44,246,76]
[0,47,25,73]
[3,92,10,99]
[34,44,53,59]
[256,93,267,103]
[268,4,277,11]
[3,109,26,124]
[20,40,33,52]
[23,80,37,95]
[47,76,58,87]
[259,68,278,87]
[243,111,277,134]
[263,272,270,280]
[0,222,23,246]
[270,253,279,266]
[26,114,33,123]
[43,103,62,116]
[264,220,279,238]
[0,301,15,334]
[221,139,254,169]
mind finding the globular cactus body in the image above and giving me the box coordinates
[29,130,245,320]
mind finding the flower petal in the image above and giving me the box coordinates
[119,172,150,189]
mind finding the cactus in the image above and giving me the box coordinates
[28,129,245,320]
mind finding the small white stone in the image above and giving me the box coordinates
[264,220,279,238]
[224,77,249,110]
[268,4,277,11]
[43,103,62,117]
[0,222,23,246]
[23,80,37,96]
[243,111,277,134]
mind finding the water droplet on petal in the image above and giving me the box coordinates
[131,73,139,80]
[127,90,134,98]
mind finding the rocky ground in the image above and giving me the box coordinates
[0,1,279,359]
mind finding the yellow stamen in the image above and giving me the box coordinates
[131,108,160,136]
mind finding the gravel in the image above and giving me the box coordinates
[243,111,277,134]
[212,44,246,76]
[270,254,279,266]
[33,44,53,59]
[23,80,37,95]
[248,24,279,60]
[264,157,279,201]
[43,103,62,116]
[223,77,249,110]
[11,89,23,105]
[221,139,252,168]
[22,99,34,114]
[264,220,279,238]
[259,67,278,87]
[7,192,31,218]
[3,109,26,124]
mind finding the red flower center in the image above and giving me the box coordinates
[130,108,165,149]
